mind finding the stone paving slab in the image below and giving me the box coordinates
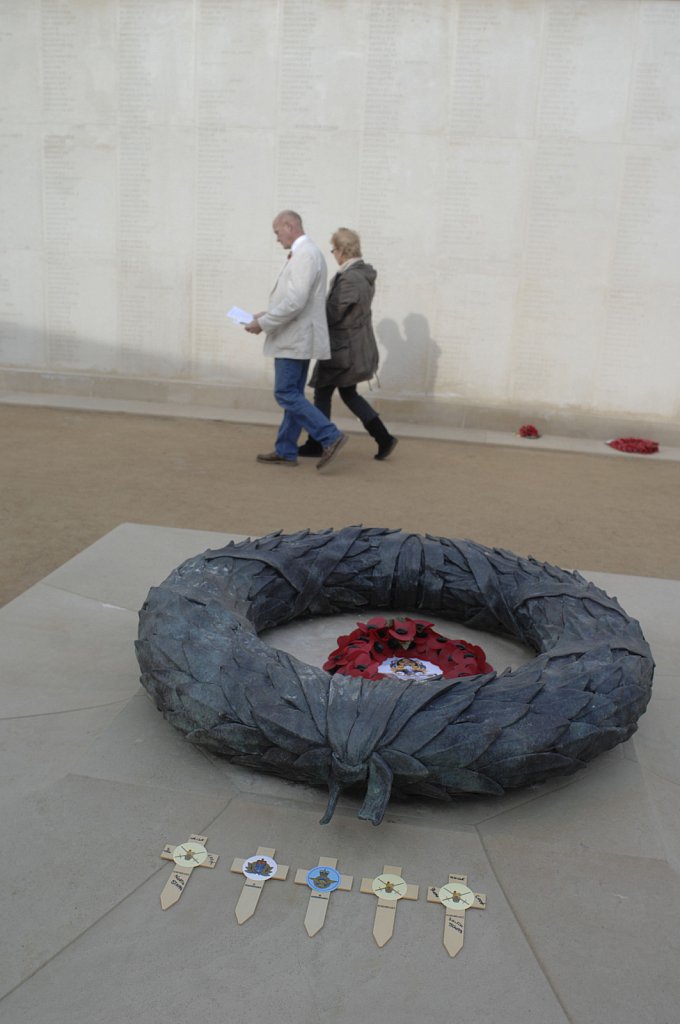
[1,523,678,1024]
[0,773,230,999]
[40,523,242,611]
[0,702,125,802]
[478,834,680,1024]
[0,584,139,716]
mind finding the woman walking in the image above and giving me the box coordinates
[298,228,397,461]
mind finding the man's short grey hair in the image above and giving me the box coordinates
[275,209,304,231]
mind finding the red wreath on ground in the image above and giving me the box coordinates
[517,424,541,438]
[607,437,659,454]
[323,616,493,680]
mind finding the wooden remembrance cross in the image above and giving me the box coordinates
[230,846,289,923]
[159,834,220,909]
[427,872,487,957]
[294,855,353,936]
[360,864,419,947]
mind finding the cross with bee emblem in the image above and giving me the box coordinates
[427,872,486,957]
[360,864,419,947]
[294,855,353,936]
[230,846,289,923]
[159,834,219,909]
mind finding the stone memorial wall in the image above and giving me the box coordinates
[1,0,679,436]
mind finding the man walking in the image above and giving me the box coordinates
[245,210,348,469]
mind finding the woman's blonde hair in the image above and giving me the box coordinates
[331,227,362,260]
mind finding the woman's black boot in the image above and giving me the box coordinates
[366,416,398,460]
[297,437,323,457]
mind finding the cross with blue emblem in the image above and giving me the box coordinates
[294,855,353,936]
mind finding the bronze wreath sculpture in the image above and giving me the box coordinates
[135,527,654,825]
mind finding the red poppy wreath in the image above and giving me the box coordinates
[323,616,492,681]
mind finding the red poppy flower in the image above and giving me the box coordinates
[411,618,434,632]
[365,616,389,630]
[388,619,416,644]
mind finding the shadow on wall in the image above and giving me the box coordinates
[0,322,192,379]
[376,314,441,397]
[0,321,268,386]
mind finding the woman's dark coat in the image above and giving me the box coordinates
[309,261,379,389]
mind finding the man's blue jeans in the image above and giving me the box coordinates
[273,358,341,461]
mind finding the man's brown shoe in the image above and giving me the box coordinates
[316,432,348,470]
[256,451,298,466]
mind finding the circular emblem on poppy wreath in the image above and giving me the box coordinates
[135,527,654,825]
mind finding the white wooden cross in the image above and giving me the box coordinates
[294,855,353,936]
[159,833,219,909]
[427,871,486,957]
[360,864,419,947]
[230,846,289,923]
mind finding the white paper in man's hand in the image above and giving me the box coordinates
[227,306,253,325]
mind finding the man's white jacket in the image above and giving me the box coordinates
[259,238,331,360]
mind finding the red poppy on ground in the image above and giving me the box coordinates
[518,424,541,438]
[607,437,659,454]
